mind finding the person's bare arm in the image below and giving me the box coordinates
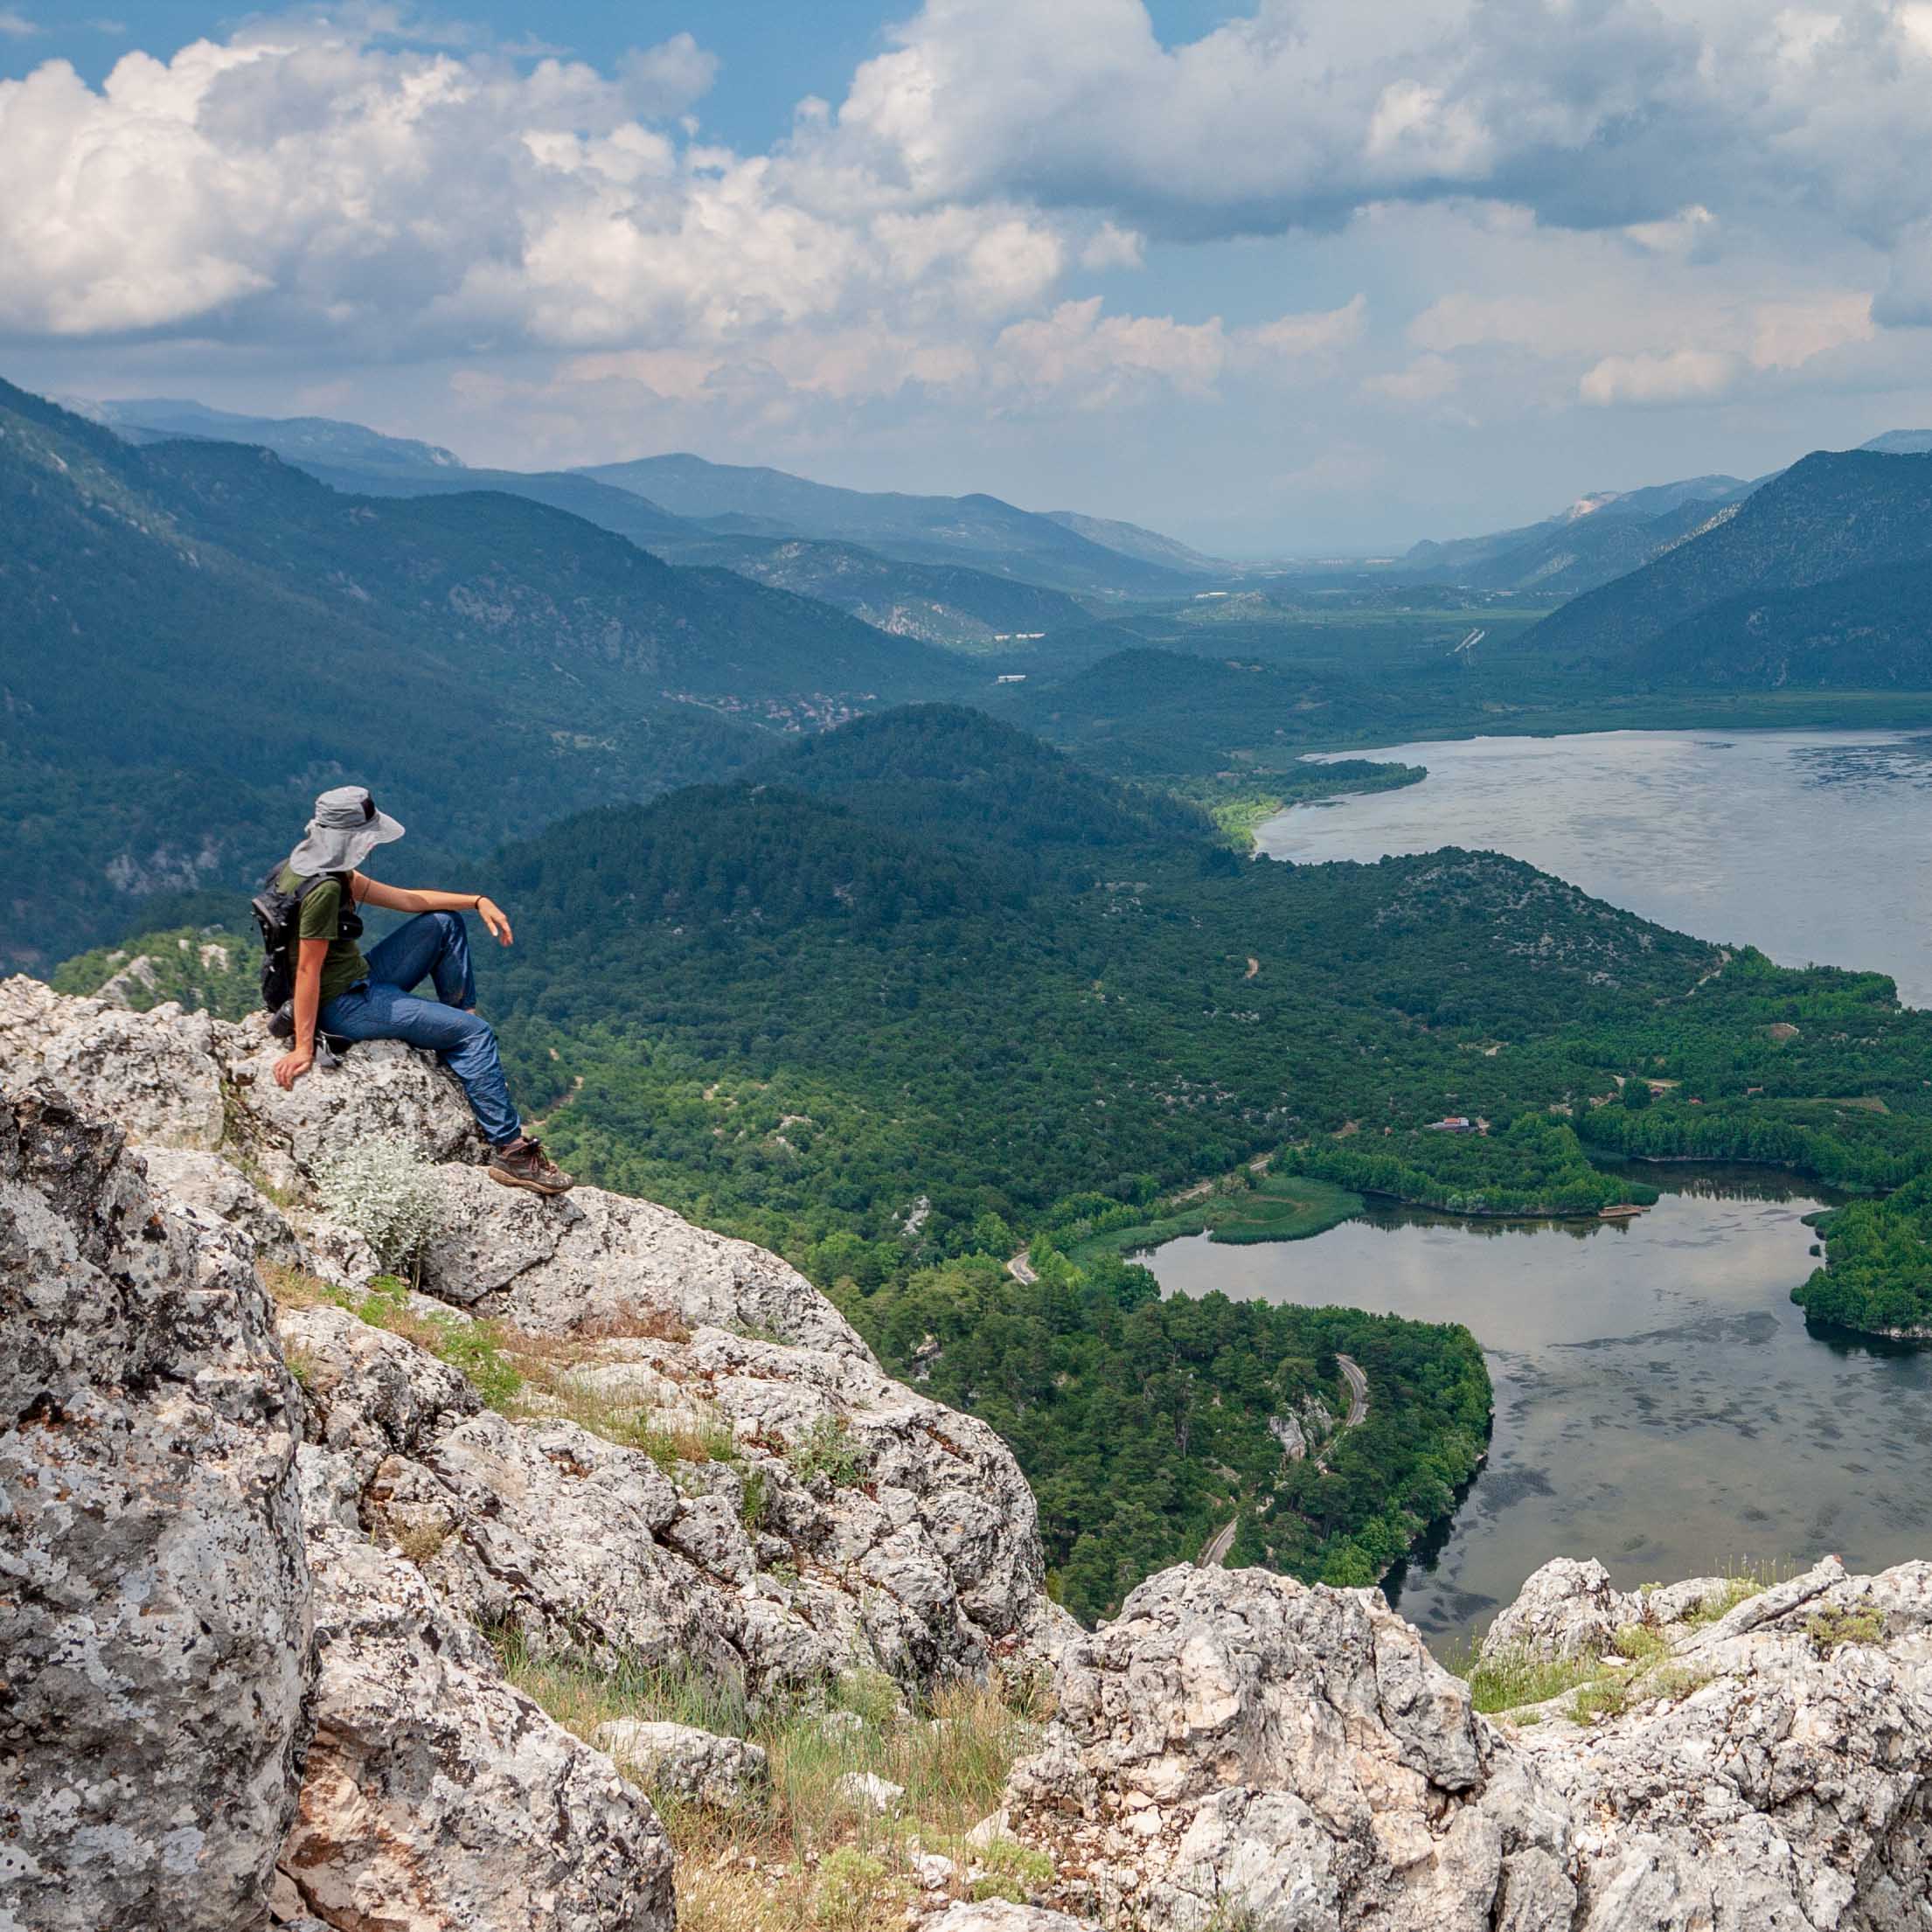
[353,873,513,946]
[273,939,329,1089]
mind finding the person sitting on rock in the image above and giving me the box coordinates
[270,784,573,1196]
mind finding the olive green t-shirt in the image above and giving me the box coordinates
[280,865,368,1005]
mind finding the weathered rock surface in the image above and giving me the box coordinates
[0,1088,311,1932]
[0,976,481,1190]
[3,979,1071,1928]
[922,1905,1086,1932]
[421,1161,868,1352]
[278,1527,673,1932]
[0,978,1068,1701]
[287,1290,1065,1702]
[1006,1557,1932,1932]
[0,976,229,1149]
[1476,1554,1731,1664]
[590,1720,768,1808]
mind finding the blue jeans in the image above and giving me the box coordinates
[319,912,523,1147]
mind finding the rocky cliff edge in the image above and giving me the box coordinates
[0,979,1069,1932]
[5,976,1930,1932]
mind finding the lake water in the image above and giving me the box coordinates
[1256,729,1932,1004]
[1146,1169,1932,1649]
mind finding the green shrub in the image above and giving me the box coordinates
[812,1849,899,1929]
[789,1414,863,1488]
[740,1468,771,1535]
[1805,1606,1887,1654]
[313,1136,447,1272]
[969,1837,1053,1903]
[430,1317,524,1409]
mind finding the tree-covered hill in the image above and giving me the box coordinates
[1525,449,1932,675]
[766,704,1213,875]
[0,376,984,969]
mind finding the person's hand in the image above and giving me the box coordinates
[477,897,514,947]
[274,1047,315,1091]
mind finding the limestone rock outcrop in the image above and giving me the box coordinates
[589,1720,769,1809]
[1,976,1070,1929]
[0,1087,311,1932]
[1476,1553,1732,1664]
[1004,1556,1932,1931]
[278,1528,673,1932]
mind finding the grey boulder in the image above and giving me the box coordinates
[0,1088,311,1932]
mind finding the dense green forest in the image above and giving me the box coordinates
[55,706,1932,1603]
[861,1248,1489,1620]
[1291,1114,1658,1218]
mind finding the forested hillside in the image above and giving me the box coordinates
[0,377,980,968]
[1526,449,1932,674]
[62,705,1932,1601]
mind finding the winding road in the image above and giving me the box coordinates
[1336,1352,1369,1428]
[1199,1352,1369,1567]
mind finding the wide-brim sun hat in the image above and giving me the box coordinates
[288,785,406,876]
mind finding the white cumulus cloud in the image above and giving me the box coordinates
[1579,347,1741,407]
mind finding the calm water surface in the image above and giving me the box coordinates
[1144,1169,1932,1649]
[1257,729,1932,1004]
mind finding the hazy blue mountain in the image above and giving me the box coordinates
[643,533,1091,650]
[294,464,1091,651]
[90,400,1110,646]
[1524,448,1932,680]
[1041,508,1231,575]
[578,451,1198,597]
[82,396,466,474]
[1400,474,1755,594]
[294,458,697,547]
[1860,429,1932,455]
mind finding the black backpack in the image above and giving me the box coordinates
[252,866,363,1039]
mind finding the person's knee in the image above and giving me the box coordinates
[432,909,467,949]
[449,1008,496,1052]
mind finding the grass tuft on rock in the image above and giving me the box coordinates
[492,1635,1052,1932]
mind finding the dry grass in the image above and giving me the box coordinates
[1455,1620,1713,1727]
[493,1638,1054,1932]
[261,1262,337,1310]
[1610,1623,1670,1666]
[394,1519,451,1566]
[1449,1644,1603,1716]
[1682,1562,1788,1626]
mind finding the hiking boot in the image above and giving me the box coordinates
[488,1136,574,1197]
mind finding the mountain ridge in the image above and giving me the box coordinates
[1524,447,1932,675]
[0,375,978,967]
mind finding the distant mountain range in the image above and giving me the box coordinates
[1521,448,1932,684]
[1400,475,1757,595]
[579,452,1204,596]
[77,395,466,475]
[84,400,1221,622]
[1399,431,1932,598]
[0,378,982,967]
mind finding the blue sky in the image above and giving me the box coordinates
[3,2,1930,552]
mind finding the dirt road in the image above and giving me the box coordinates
[1199,1352,1369,1566]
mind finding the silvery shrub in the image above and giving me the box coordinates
[314,1135,447,1272]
